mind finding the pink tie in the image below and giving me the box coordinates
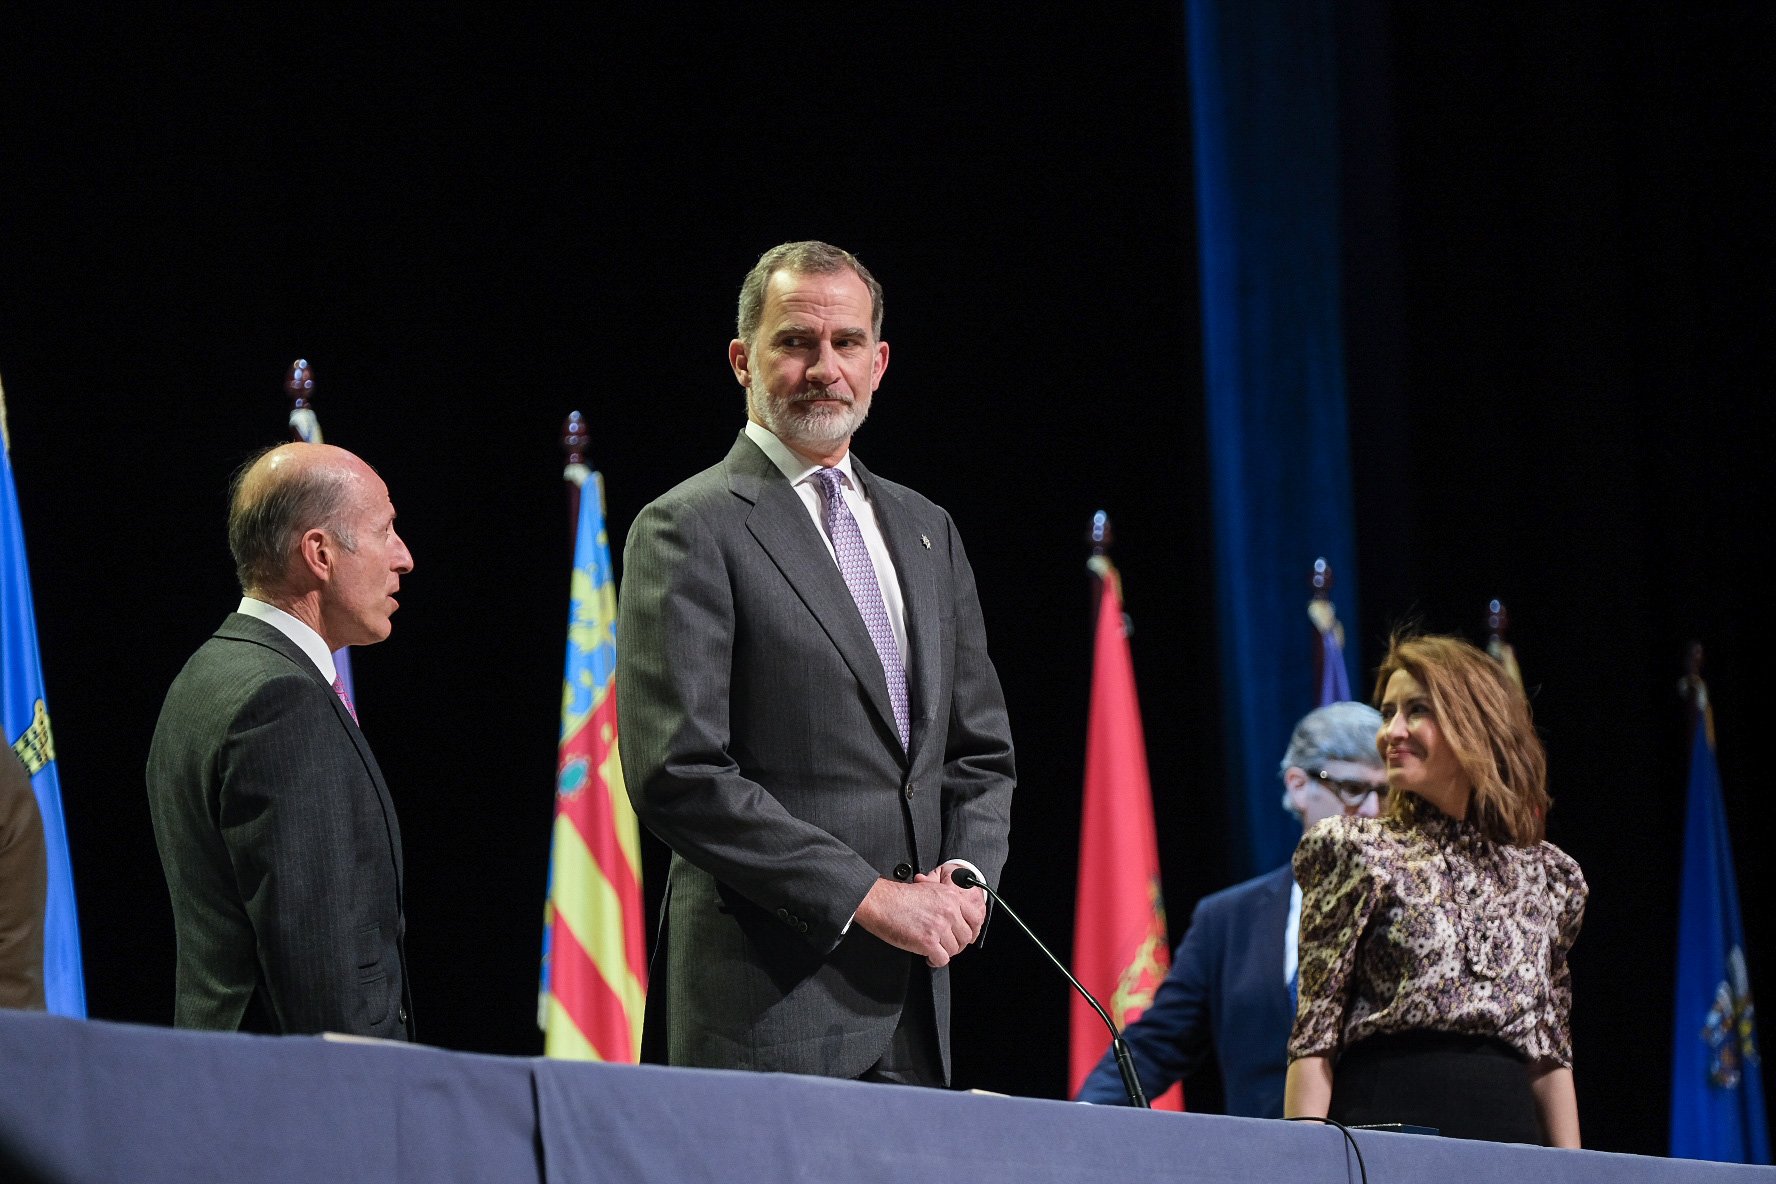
[332,677,359,725]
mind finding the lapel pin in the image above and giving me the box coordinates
[920,534,932,549]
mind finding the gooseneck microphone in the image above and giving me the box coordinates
[950,867,1149,1108]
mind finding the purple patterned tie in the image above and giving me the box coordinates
[812,467,909,750]
[332,676,359,726]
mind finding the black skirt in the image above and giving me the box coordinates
[1329,1030,1545,1145]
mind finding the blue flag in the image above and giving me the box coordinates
[1670,696,1769,1163]
[1,418,87,1016]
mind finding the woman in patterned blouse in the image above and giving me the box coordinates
[1281,634,1587,1147]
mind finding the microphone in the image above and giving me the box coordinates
[950,867,1149,1108]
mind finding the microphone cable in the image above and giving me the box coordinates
[1285,1116,1370,1184]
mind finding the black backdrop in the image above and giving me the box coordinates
[2,4,1768,1157]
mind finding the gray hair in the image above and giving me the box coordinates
[735,240,885,347]
[1279,701,1384,816]
[227,447,359,594]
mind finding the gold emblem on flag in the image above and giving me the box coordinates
[1111,930,1168,1024]
[1109,879,1171,1025]
[1702,948,1760,1089]
[9,699,55,775]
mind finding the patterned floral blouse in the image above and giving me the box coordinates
[1287,792,1587,1068]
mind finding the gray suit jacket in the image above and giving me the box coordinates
[617,431,1015,1081]
[146,613,412,1039]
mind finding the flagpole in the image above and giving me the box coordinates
[539,413,579,1032]
[1072,512,1183,1108]
[1308,558,1335,694]
[541,411,589,1034]
[282,360,355,702]
[1670,641,1770,1162]
[542,418,647,1061]
[563,410,589,538]
[1085,509,1112,603]
[1486,599,1525,693]
[1307,558,1351,705]
[1680,642,1710,745]
[285,359,321,444]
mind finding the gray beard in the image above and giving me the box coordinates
[748,376,868,450]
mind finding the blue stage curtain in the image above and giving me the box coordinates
[1186,0,1362,876]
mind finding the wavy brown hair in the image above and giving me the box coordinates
[1372,633,1549,846]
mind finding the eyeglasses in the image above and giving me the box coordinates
[1309,769,1387,806]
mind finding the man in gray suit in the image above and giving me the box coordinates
[618,241,1016,1085]
[147,442,414,1039]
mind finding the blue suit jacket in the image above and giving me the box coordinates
[1076,864,1294,1116]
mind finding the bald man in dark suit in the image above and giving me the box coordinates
[619,242,1016,1085]
[147,442,415,1038]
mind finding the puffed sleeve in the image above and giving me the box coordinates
[1537,843,1588,1067]
[1288,818,1382,1060]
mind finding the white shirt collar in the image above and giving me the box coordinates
[744,421,861,491]
[1284,878,1303,987]
[236,596,338,682]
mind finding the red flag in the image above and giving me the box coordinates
[1070,558,1182,1109]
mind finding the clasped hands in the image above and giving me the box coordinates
[854,864,986,968]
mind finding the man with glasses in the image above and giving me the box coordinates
[1076,701,1384,1115]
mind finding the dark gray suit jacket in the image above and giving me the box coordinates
[617,432,1015,1081]
[146,613,412,1039]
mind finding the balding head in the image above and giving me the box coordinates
[228,443,372,598]
[228,442,412,649]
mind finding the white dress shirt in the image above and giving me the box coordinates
[744,421,909,666]
[1284,879,1302,989]
[236,596,337,683]
[743,421,981,909]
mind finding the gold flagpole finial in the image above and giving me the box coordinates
[1086,510,1118,586]
[1307,558,1343,646]
[285,359,323,444]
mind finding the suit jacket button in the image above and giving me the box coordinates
[893,863,914,881]
[798,922,809,934]
[904,785,915,800]
[776,907,789,919]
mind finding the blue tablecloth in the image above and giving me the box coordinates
[3,1011,1768,1183]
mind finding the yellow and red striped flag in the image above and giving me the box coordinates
[540,465,647,1060]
